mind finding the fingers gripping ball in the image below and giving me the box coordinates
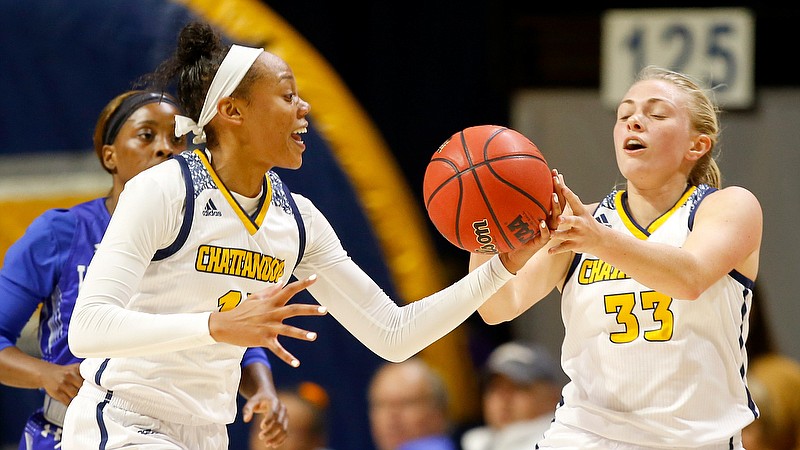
[423,125,553,254]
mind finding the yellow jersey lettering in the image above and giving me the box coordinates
[578,259,593,284]
[207,246,223,272]
[241,252,255,279]
[229,249,245,276]
[195,246,210,271]
[578,258,630,284]
[195,245,285,282]
[597,261,612,281]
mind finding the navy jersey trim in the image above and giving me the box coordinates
[730,270,755,290]
[619,191,650,237]
[153,157,195,261]
[96,390,114,450]
[736,282,758,420]
[282,182,306,272]
[224,176,270,226]
[686,186,754,287]
[688,185,717,231]
[252,178,269,222]
[94,358,110,385]
[563,252,582,291]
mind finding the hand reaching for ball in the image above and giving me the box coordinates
[499,169,564,274]
[547,171,608,257]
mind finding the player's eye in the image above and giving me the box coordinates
[616,105,634,121]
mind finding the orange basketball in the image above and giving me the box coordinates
[423,125,553,254]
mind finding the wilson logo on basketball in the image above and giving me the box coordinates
[472,219,497,254]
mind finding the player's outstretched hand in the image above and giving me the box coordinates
[549,177,605,255]
[242,393,288,448]
[208,275,327,367]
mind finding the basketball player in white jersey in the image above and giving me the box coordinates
[0,90,290,450]
[471,66,762,449]
[61,22,550,450]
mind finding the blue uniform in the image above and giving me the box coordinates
[0,198,269,450]
[0,198,108,449]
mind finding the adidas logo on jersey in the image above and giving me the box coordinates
[596,214,612,228]
[202,199,222,217]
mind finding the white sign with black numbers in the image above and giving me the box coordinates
[601,8,754,110]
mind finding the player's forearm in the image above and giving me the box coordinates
[69,302,214,357]
[592,231,707,300]
[239,362,275,400]
[473,241,568,324]
[0,346,48,389]
[308,255,513,362]
[469,252,524,323]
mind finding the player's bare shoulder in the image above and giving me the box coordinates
[701,185,762,220]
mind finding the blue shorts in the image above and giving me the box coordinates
[18,410,63,450]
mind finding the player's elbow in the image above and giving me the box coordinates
[664,277,709,301]
[366,334,423,363]
[477,291,533,324]
[374,346,416,363]
[478,308,512,325]
[383,353,412,363]
[67,329,90,357]
[67,308,101,357]
[674,285,704,301]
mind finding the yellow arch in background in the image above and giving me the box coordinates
[175,0,479,421]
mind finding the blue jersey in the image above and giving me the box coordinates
[0,198,109,365]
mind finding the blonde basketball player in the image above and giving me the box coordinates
[471,66,762,449]
[61,21,550,450]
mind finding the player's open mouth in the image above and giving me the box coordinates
[624,137,645,151]
[292,127,307,145]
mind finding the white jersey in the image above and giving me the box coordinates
[552,185,758,447]
[70,149,513,426]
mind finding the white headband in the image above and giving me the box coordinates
[175,44,263,144]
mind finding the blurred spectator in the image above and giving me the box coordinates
[250,381,333,450]
[461,341,563,450]
[368,358,457,450]
[742,286,800,450]
[743,354,800,450]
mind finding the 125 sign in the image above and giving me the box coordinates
[602,8,754,110]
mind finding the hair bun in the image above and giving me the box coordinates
[176,22,223,66]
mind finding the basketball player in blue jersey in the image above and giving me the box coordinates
[471,66,763,449]
[61,22,550,450]
[0,90,292,450]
